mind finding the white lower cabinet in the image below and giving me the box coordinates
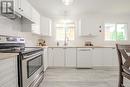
[65,48,76,67]
[48,47,118,68]
[43,48,48,71]
[103,48,118,66]
[92,48,118,67]
[53,48,65,67]
[113,48,118,66]
[48,48,77,67]
[102,48,114,66]
[48,48,54,67]
[92,48,103,66]
[77,48,93,68]
[0,56,18,87]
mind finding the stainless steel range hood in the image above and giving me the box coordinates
[0,1,22,20]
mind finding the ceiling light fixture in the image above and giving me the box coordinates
[62,0,74,6]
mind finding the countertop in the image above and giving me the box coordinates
[37,46,48,48]
[40,46,116,48]
[0,53,18,60]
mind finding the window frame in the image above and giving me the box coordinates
[104,23,128,41]
[55,20,76,41]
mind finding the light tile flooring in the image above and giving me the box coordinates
[40,68,130,87]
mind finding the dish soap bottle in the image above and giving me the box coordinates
[57,42,59,46]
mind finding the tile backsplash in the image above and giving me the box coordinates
[0,15,41,47]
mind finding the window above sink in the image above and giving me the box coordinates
[56,19,75,41]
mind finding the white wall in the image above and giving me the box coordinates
[0,15,41,47]
[43,14,130,46]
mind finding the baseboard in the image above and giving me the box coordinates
[92,66,119,70]
[47,66,119,70]
[47,66,76,69]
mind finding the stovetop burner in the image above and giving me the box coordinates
[0,47,42,53]
[0,35,42,54]
[21,47,43,54]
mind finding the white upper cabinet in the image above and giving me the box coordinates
[31,8,40,34]
[20,0,32,20]
[14,0,20,13]
[15,0,41,34]
[78,16,97,37]
[14,0,32,21]
[79,16,88,36]
[40,16,52,36]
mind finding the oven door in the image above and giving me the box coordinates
[22,51,44,87]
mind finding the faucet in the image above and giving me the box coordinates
[64,37,69,46]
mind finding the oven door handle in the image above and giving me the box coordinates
[23,52,42,60]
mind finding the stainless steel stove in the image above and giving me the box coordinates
[0,35,44,87]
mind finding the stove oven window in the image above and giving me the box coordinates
[27,55,43,78]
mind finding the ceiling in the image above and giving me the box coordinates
[28,0,130,18]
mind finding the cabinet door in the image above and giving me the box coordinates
[40,16,52,36]
[92,48,118,67]
[92,48,103,66]
[31,8,40,34]
[43,48,48,71]
[65,48,76,67]
[77,48,92,68]
[103,48,118,66]
[79,16,97,36]
[48,48,54,67]
[14,0,20,13]
[20,0,32,20]
[103,48,114,66]
[0,56,18,87]
[79,16,88,36]
[53,48,65,67]
[113,48,118,66]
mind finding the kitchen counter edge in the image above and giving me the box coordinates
[0,53,18,60]
[47,46,116,48]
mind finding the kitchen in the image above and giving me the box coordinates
[0,0,130,87]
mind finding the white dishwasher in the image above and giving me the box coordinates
[77,48,92,68]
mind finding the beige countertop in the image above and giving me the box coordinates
[0,53,18,60]
[43,46,116,48]
[37,46,48,49]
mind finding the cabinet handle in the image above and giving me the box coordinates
[19,8,23,11]
[79,49,91,51]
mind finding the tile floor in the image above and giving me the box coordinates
[39,68,130,87]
